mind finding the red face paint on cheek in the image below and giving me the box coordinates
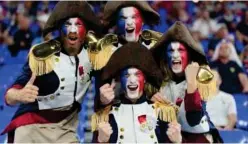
[137,70,145,93]
[179,44,189,71]
[76,18,86,41]
[133,8,143,37]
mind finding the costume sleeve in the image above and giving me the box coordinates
[91,131,100,143]
[184,90,204,127]
[4,61,32,105]
[156,119,172,143]
[11,61,32,88]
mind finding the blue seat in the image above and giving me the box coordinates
[233,94,248,130]
[219,129,248,143]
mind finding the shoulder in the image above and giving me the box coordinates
[219,91,234,101]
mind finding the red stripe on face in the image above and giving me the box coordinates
[75,18,86,40]
[133,8,143,37]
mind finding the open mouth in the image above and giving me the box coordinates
[127,85,138,91]
[172,60,181,65]
[126,28,135,33]
[67,35,78,44]
[68,35,78,41]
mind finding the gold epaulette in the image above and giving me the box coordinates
[29,39,61,76]
[140,29,163,49]
[197,66,217,101]
[91,105,112,132]
[86,32,118,70]
[153,99,179,123]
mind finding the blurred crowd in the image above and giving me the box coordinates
[0,1,248,133]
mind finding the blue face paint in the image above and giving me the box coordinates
[167,44,173,69]
[116,10,126,35]
[61,23,68,35]
[120,69,128,91]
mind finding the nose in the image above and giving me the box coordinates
[126,18,134,27]
[172,51,180,59]
[129,75,136,83]
[69,25,78,33]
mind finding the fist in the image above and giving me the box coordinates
[100,80,115,105]
[185,62,200,84]
[167,121,182,143]
[185,62,199,93]
[97,122,113,142]
[18,74,39,103]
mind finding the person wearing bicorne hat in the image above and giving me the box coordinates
[1,1,102,143]
[91,42,181,143]
[151,21,223,143]
[93,1,164,113]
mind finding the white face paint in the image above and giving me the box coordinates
[120,68,145,101]
[167,42,189,74]
[117,7,144,42]
[61,17,86,54]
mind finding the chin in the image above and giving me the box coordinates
[127,91,140,100]
[125,33,138,42]
[172,68,183,75]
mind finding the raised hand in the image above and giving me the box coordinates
[100,80,115,105]
[17,73,39,103]
[97,122,113,142]
[185,62,200,93]
[167,121,182,143]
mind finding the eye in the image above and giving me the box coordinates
[120,16,126,20]
[179,48,184,52]
[76,23,83,26]
[167,48,173,53]
[136,71,143,77]
[64,22,71,27]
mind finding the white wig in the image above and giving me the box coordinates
[211,39,243,67]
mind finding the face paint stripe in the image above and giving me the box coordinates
[117,7,143,42]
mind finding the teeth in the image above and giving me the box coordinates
[126,27,134,30]
[172,60,180,63]
[128,85,137,88]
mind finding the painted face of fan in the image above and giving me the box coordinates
[167,42,189,75]
[61,17,87,53]
[116,7,144,42]
[120,67,145,101]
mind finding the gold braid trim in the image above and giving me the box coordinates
[91,105,112,132]
[28,45,57,76]
[87,45,114,70]
[153,100,179,122]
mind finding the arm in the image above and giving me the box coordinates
[185,62,204,126]
[224,95,237,130]
[238,73,248,93]
[5,62,38,106]
[224,114,237,130]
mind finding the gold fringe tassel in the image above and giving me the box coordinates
[197,78,217,101]
[91,105,112,132]
[87,45,114,70]
[153,101,179,122]
[28,45,57,76]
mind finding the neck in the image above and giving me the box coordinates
[172,72,185,84]
[219,57,229,64]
